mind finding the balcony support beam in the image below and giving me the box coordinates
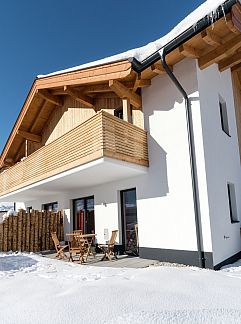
[122,98,131,123]
[109,80,142,109]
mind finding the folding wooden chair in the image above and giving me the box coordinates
[51,232,68,259]
[99,230,118,261]
[68,234,86,263]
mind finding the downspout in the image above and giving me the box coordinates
[159,49,205,268]
[130,0,239,269]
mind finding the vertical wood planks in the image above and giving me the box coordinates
[0,211,64,253]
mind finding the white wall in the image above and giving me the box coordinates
[25,59,213,255]
[197,63,241,266]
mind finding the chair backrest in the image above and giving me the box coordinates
[51,232,60,250]
[73,230,82,235]
[109,230,118,245]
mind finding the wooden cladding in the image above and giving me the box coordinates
[0,111,148,196]
[0,210,64,252]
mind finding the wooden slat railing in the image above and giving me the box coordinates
[0,111,148,197]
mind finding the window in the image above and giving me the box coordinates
[43,202,58,212]
[227,183,239,223]
[219,96,230,136]
[114,107,123,120]
[26,206,32,213]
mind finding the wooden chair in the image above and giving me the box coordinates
[73,230,82,235]
[99,230,118,261]
[135,224,139,255]
[68,235,86,263]
[51,232,68,259]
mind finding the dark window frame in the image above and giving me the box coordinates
[42,201,58,212]
[227,183,239,224]
[219,96,231,137]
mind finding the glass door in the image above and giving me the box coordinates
[73,196,95,234]
[121,188,138,255]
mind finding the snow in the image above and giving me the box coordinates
[1,252,241,323]
[37,0,237,78]
[0,202,14,212]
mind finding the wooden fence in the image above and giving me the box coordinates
[0,210,64,252]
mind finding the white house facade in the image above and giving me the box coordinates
[1,0,241,269]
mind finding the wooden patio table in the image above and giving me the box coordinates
[76,234,96,261]
[66,233,96,262]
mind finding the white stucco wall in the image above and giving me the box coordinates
[197,63,241,266]
[24,59,213,256]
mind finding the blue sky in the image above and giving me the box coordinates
[0,0,204,153]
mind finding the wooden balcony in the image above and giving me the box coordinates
[0,111,148,197]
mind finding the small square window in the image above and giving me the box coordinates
[227,183,239,223]
[219,96,230,137]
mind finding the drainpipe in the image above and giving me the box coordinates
[160,49,205,268]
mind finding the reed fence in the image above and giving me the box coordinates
[0,210,64,252]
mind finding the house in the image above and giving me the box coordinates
[0,0,241,269]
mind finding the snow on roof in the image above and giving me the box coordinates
[37,0,232,78]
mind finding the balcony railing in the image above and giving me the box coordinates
[0,111,148,196]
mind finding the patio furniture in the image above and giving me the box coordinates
[51,232,68,259]
[99,230,118,261]
[135,224,139,255]
[79,233,96,261]
[67,233,96,263]
[67,234,86,263]
[73,230,82,235]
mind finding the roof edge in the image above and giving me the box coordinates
[131,0,239,72]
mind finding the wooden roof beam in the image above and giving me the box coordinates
[199,34,241,70]
[133,74,151,92]
[151,63,173,74]
[179,44,201,58]
[36,89,62,106]
[64,86,94,108]
[232,62,241,73]
[226,13,240,34]
[109,80,142,109]
[201,29,222,47]
[17,130,42,143]
[2,160,14,167]
[219,51,241,72]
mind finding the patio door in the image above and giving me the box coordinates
[73,196,95,234]
[121,188,138,255]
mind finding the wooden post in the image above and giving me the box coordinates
[8,216,13,251]
[42,212,46,251]
[38,211,43,251]
[22,211,26,251]
[12,216,17,251]
[46,211,50,250]
[3,218,8,252]
[26,213,30,252]
[122,98,131,123]
[25,139,28,157]
[50,212,54,250]
[18,211,23,251]
[0,223,3,251]
[34,211,39,252]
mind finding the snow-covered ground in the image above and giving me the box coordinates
[0,253,241,324]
